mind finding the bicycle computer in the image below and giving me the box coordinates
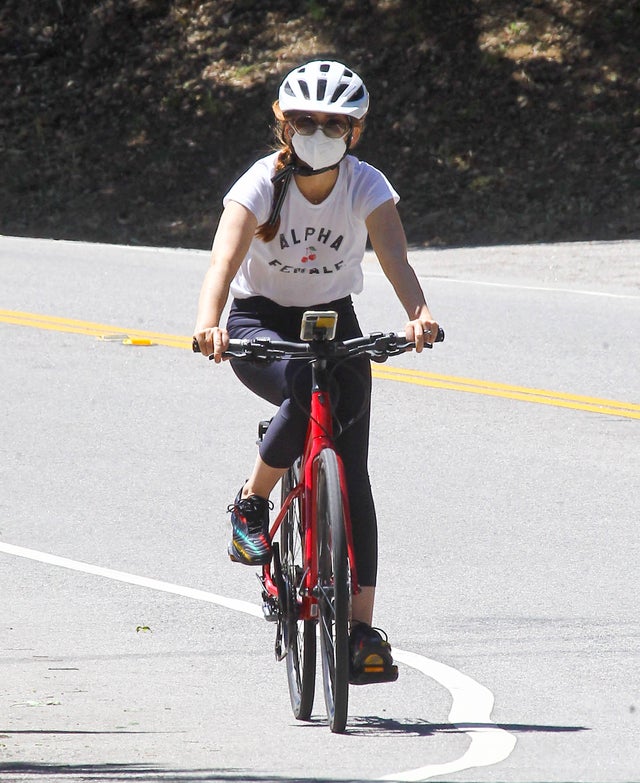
[300,311,338,341]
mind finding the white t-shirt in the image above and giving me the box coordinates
[223,152,399,307]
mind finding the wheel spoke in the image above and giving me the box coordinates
[316,449,350,733]
[281,459,316,721]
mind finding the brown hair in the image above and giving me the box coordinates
[255,101,294,243]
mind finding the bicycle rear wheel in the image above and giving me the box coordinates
[316,448,350,733]
[281,458,316,720]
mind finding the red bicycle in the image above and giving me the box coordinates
[196,311,443,732]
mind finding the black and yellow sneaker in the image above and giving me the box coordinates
[227,488,273,566]
[349,623,399,685]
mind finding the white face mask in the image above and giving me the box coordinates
[291,130,347,171]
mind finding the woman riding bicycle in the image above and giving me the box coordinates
[193,60,439,684]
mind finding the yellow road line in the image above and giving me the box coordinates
[372,364,640,414]
[371,369,640,419]
[2,309,638,419]
[0,309,192,349]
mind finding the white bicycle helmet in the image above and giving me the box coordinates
[278,60,369,119]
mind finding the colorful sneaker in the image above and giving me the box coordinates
[227,488,273,566]
[349,623,399,685]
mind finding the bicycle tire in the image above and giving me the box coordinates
[281,458,316,721]
[316,448,350,733]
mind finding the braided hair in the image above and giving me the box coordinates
[255,102,295,243]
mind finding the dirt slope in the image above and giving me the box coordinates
[2,0,638,248]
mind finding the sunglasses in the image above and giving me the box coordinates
[287,114,352,139]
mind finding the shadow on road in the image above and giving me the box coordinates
[0,719,589,781]
[0,763,382,783]
[342,715,590,737]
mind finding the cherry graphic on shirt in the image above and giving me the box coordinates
[301,246,317,263]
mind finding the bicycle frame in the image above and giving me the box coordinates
[261,354,359,627]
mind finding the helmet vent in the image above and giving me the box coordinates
[350,85,365,103]
[330,83,348,103]
[320,63,331,73]
[317,78,327,101]
[299,79,310,100]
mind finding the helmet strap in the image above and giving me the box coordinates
[293,160,341,177]
[267,163,295,226]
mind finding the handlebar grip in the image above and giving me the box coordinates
[422,326,445,349]
[192,337,257,360]
[404,327,445,344]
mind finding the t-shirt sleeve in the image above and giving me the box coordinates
[351,160,400,221]
[222,158,274,225]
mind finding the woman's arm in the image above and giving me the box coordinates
[193,201,258,362]
[366,198,439,351]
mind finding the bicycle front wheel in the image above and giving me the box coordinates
[281,458,316,721]
[316,448,350,733]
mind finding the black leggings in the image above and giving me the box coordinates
[226,295,378,586]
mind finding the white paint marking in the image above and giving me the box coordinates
[364,265,639,300]
[1,541,516,781]
[379,650,517,781]
[425,276,640,301]
[0,541,262,618]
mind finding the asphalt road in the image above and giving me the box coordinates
[1,235,639,782]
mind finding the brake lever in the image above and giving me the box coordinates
[366,333,410,361]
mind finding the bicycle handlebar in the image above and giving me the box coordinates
[192,327,444,363]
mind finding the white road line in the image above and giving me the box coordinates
[0,541,262,618]
[380,650,517,781]
[425,276,640,300]
[363,265,639,300]
[0,541,516,781]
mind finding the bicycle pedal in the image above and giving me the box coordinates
[350,664,398,686]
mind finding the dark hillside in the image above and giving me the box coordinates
[2,0,638,248]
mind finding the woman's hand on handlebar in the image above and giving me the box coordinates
[193,326,230,363]
[405,318,440,352]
